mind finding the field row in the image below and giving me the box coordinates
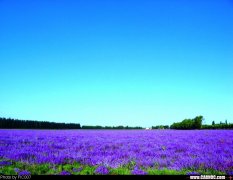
[1,130,233,175]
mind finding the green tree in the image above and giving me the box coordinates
[170,116,203,130]
[193,116,203,129]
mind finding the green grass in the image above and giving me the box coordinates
[0,159,226,175]
[110,167,131,175]
[147,168,185,175]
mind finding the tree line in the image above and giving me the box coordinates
[169,116,233,130]
[0,117,81,129]
[1,116,232,130]
[170,116,203,129]
[0,117,143,129]
[202,120,233,129]
[152,125,169,129]
[82,125,143,129]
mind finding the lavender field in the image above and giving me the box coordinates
[0,130,233,175]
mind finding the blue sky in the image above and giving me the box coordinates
[0,0,233,127]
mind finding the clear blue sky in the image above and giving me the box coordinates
[0,0,233,127]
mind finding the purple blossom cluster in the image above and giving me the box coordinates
[0,161,12,166]
[18,170,31,176]
[95,166,109,175]
[59,171,71,175]
[73,167,83,172]
[14,168,31,175]
[131,167,148,175]
[0,129,233,174]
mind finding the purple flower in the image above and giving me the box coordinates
[95,166,109,175]
[186,172,200,175]
[1,129,233,175]
[0,161,12,166]
[14,168,20,173]
[227,171,233,176]
[131,167,148,175]
[73,167,83,172]
[19,170,31,176]
[59,171,71,175]
[168,165,181,171]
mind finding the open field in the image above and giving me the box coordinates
[0,130,233,175]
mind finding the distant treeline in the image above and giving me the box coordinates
[82,125,143,129]
[0,118,143,129]
[169,116,233,130]
[0,117,81,129]
[202,120,233,129]
[170,116,203,129]
[152,125,169,129]
[1,117,232,130]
